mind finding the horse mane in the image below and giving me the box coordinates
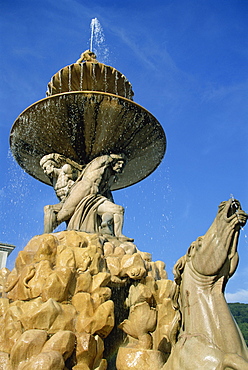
[167,241,198,345]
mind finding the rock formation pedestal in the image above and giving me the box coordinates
[0,231,175,370]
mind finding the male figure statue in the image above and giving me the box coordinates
[40,153,128,239]
[40,153,82,233]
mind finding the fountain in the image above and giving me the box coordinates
[1,20,248,370]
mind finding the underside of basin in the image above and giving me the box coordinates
[10,91,166,190]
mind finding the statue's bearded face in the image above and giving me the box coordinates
[112,159,125,173]
[42,160,56,176]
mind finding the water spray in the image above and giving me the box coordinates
[89,18,109,63]
[90,18,97,52]
[230,194,245,232]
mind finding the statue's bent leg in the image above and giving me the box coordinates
[100,212,114,235]
[57,180,92,223]
[44,204,62,233]
[113,212,125,238]
[97,201,126,238]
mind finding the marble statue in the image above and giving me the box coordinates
[115,199,248,369]
[41,153,129,239]
[40,153,82,233]
[40,154,81,201]
[162,199,248,370]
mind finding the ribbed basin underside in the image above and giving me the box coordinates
[10,91,166,190]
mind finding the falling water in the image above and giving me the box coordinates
[92,63,96,90]
[115,70,118,95]
[90,18,97,52]
[89,18,109,63]
[80,63,83,90]
[68,65,72,91]
[58,70,62,92]
[230,194,247,241]
[104,65,108,92]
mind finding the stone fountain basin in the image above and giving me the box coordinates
[10,91,166,190]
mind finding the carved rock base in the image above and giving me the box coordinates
[116,347,166,370]
[0,231,175,369]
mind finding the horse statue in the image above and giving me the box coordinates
[163,199,248,370]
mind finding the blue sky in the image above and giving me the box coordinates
[0,0,248,302]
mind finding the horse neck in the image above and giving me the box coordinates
[179,262,248,356]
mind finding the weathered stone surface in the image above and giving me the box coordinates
[1,199,247,369]
[20,298,61,330]
[42,266,73,302]
[10,329,47,369]
[125,283,153,308]
[119,302,157,349]
[152,280,177,357]
[42,330,76,360]
[0,351,11,370]
[2,231,171,369]
[21,351,64,370]
[72,292,94,315]
[93,335,105,369]
[120,253,146,280]
[75,299,114,338]
[106,256,121,276]
[48,303,76,334]
[116,347,166,370]
[6,234,58,301]
[90,300,115,338]
[95,359,108,370]
[0,298,9,317]
[0,304,23,352]
[75,333,97,369]
[90,272,111,293]
[0,269,10,298]
[75,271,92,294]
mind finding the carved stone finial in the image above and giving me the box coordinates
[76,50,97,64]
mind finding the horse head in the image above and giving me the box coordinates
[186,199,247,278]
[167,200,248,369]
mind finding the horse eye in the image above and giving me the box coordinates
[228,201,239,217]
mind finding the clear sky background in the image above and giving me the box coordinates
[0,0,247,302]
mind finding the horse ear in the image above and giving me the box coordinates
[186,242,194,260]
[186,240,199,260]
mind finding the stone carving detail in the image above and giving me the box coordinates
[40,153,129,239]
[162,199,248,370]
[0,231,170,369]
[46,50,134,100]
[1,201,247,369]
[116,200,248,369]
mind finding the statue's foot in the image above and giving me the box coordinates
[100,221,114,236]
[117,235,134,242]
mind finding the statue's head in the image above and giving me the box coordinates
[110,153,127,174]
[40,153,65,175]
